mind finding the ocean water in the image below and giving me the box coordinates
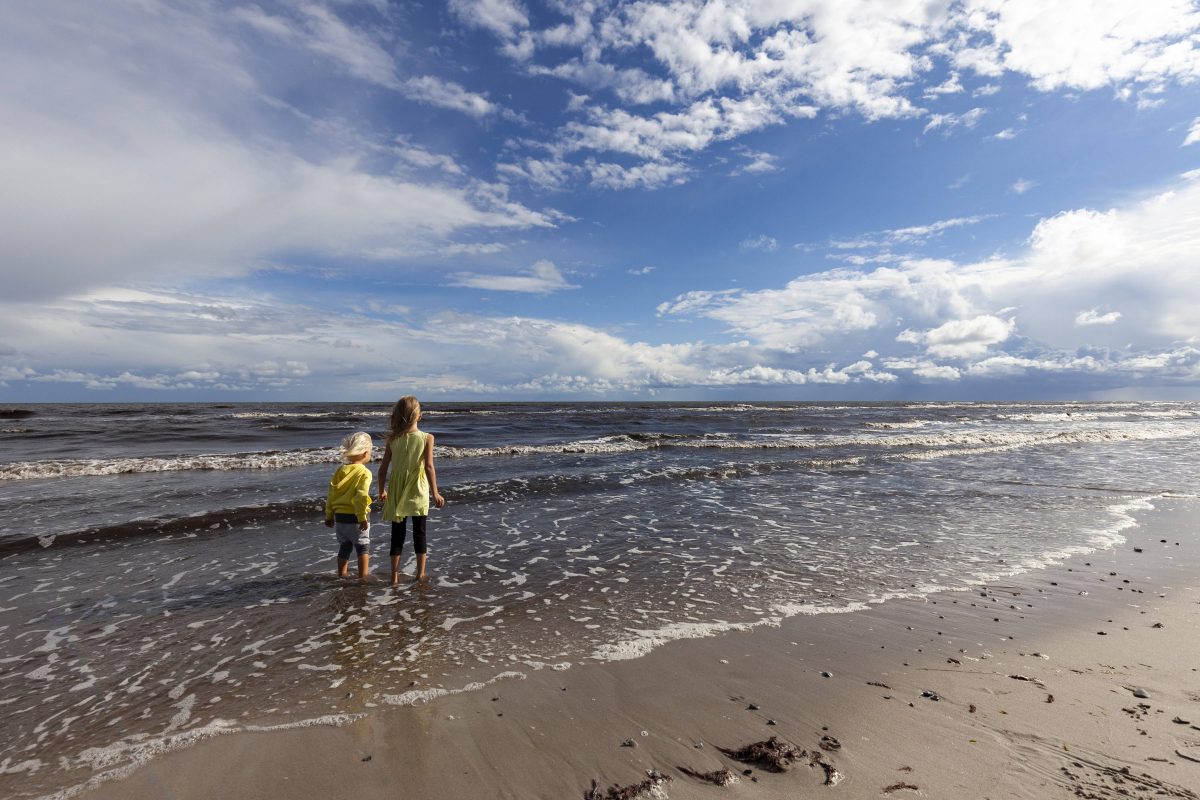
[1,401,1198,797]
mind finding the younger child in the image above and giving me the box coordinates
[324,431,373,581]
[378,396,445,585]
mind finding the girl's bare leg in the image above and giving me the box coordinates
[390,554,403,586]
[415,554,428,581]
[336,557,349,578]
[357,553,370,582]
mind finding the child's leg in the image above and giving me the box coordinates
[412,516,428,580]
[336,538,354,577]
[390,519,408,586]
[357,549,370,582]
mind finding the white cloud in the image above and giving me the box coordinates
[401,76,497,117]
[478,0,1200,189]
[450,260,579,293]
[586,159,692,190]
[731,148,780,175]
[1074,309,1122,326]
[830,216,990,249]
[449,0,530,41]
[1184,117,1200,146]
[1011,177,1036,194]
[740,234,779,252]
[0,1,554,301]
[923,107,987,134]
[655,174,1200,383]
[955,0,1200,92]
[627,266,656,276]
[897,315,1016,358]
[991,128,1017,140]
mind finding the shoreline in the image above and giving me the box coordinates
[59,497,1200,799]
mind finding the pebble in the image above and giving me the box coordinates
[621,738,637,748]
[747,703,760,711]
[820,671,833,678]
[1131,688,1151,699]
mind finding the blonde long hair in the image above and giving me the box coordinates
[387,396,421,441]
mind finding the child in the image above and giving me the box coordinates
[324,431,373,581]
[377,396,445,585]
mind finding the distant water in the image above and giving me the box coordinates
[1,401,1198,797]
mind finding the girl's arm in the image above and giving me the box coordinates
[424,434,445,508]
[377,439,391,502]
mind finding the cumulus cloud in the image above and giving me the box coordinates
[1011,177,1036,194]
[1074,309,1122,326]
[897,315,1016,358]
[450,260,579,293]
[482,0,1200,190]
[656,174,1200,385]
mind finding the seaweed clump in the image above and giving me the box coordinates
[678,766,738,786]
[716,736,805,772]
[584,769,672,800]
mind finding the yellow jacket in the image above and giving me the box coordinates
[325,463,373,522]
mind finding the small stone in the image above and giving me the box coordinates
[694,742,704,749]
[1173,717,1191,725]
[621,738,637,748]
[747,703,760,711]
[361,755,372,763]
[1131,688,1151,699]
[820,671,833,678]
[1152,622,1164,628]
[767,719,777,726]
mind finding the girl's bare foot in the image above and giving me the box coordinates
[390,572,402,586]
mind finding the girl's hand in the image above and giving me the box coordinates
[378,488,388,502]
[433,492,445,508]
[324,519,334,528]
[359,520,369,532]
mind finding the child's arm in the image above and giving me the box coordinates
[324,475,335,527]
[424,434,445,508]
[377,439,391,504]
[353,467,372,530]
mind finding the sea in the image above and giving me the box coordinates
[1,400,1198,798]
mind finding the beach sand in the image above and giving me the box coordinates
[77,499,1199,800]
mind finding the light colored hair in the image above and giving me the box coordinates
[388,396,421,441]
[340,431,373,462]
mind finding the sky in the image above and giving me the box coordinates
[2,0,1200,402]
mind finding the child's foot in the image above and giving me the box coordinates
[415,572,427,582]
[390,572,402,586]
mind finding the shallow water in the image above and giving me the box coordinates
[1,401,1198,797]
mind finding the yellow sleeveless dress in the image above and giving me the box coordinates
[382,431,429,520]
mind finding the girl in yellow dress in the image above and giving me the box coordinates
[377,396,445,585]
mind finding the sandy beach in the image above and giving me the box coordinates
[68,498,1199,800]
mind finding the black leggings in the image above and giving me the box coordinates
[391,517,427,556]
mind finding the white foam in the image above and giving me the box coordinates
[41,713,364,800]
[381,671,526,706]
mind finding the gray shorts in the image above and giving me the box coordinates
[334,518,371,549]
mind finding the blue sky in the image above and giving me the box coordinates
[2,0,1200,401]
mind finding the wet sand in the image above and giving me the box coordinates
[76,499,1199,800]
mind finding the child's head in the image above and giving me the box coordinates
[340,431,373,463]
[388,396,421,437]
